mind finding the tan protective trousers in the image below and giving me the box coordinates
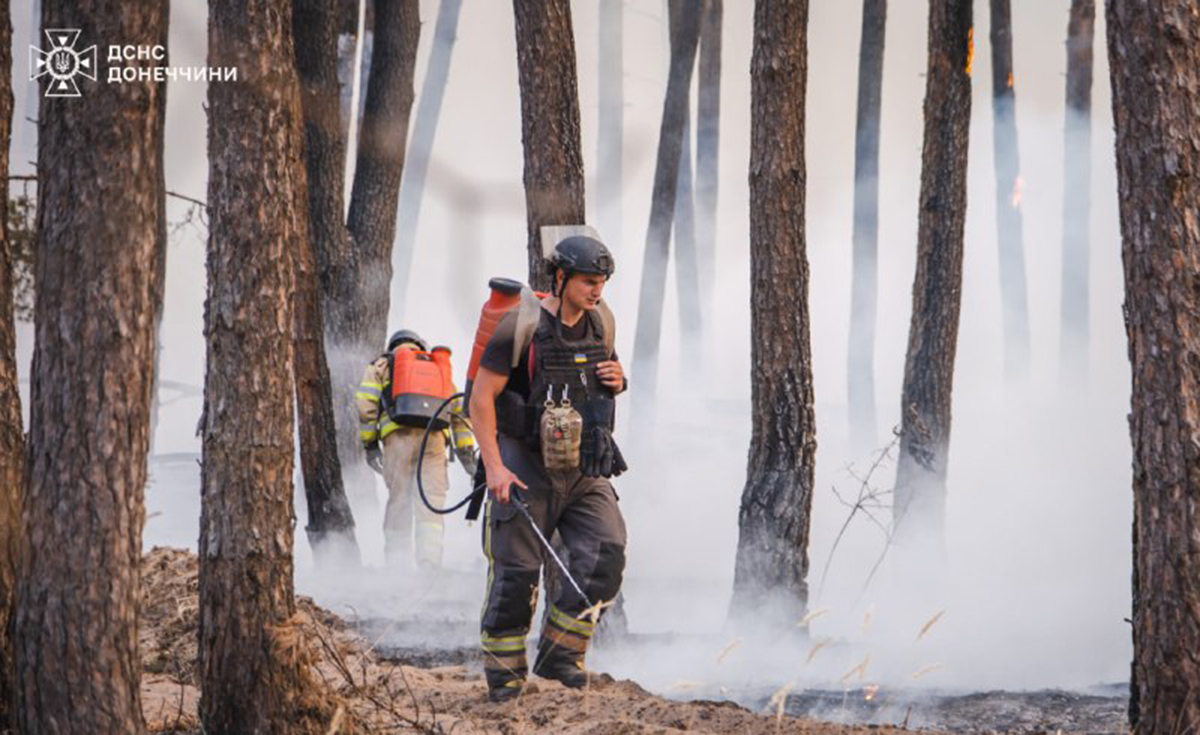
[382,427,449,568]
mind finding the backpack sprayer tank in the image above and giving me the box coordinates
[387,345,455,429]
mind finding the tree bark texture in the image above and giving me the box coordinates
[512,0,586,291]
[848,0,886,454]
[291,0,360,565]
[731,0,815,629]
[1060,0,1094,381]
[202,0,331,731]
[16,2,168,732]
[597,0,623,249]
[893,0,972,554]
[631,0,701,418]
[695,0,721,320]
[1107,2,1200,730]
[988,0,1029,383]
[0,4,18,728]
[391,0,463,321]
[673,84,700,359]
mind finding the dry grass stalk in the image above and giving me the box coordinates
[716,637,743,665]
[839,654,870,684]
[805,637,831,664]
[916,610,945,641]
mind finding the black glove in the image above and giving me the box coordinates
[364,442,384,475]
[578,397,626,478]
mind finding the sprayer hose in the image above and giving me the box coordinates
[416,392,484,515]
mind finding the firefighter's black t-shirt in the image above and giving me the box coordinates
[479,308,614,402]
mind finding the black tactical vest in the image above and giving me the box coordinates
[495,310,613,447]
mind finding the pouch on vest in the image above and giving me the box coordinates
[387,347,455,430]
[539,386,583,470]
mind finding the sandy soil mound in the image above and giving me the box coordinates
[140,546,914,734]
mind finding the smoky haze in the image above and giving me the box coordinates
[10,0,1129,700]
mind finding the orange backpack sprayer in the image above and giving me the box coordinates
[387,345,455,429]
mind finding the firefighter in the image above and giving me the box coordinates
[357,329,477,570]
[469,235,629,702]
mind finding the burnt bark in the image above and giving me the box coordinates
[201,0,332,731]
[0,4,18,728]
[512,0,586,290]
[392,0,463,320]
[631,0,702,417]
[291,0,360,566]
[989,0,1029,383]
[848,0,886,454]
[695,0,721,317]
[1107,2,1200,730]
[597,0,623,249]
[893,0,972,556]
[731,0,815,629]
[1060,0,1094,381]
[15,2,168,732]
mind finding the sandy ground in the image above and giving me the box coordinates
[140,546,915,734]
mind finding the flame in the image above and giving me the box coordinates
[1010,175,1025,208]
[965,27,974,77]
[1007,71,1014,88]
[864,684,880,702]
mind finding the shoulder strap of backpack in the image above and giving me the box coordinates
[511,287,543,370]
[596,299,615,358]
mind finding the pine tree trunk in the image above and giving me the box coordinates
[15,2,168,732]
[674,109,701,361]
[631,0,702,417]
[201,0,331,730]
[893,0,972,558]
[291,0,360,566]
[512,0,587,290]
[0,5,18,727]
[731,0,815,629]
[1060,0,1094,381]
[695,0,721,320]
[597,0,623,249]
[392,0,464,320]
[1107,2,1200,730]
[848,0,886,454]
[989,0,1029,383]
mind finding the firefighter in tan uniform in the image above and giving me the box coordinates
[357,329,477,569]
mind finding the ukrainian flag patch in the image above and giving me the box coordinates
[574,353,588,364]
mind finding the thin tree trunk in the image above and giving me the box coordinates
[892,0,972,560]
[848,0,886,455]
[631,0,702,420]
[674,112,702,359]
[512,0,587,290]
[989,0,1029,383]
[731,0,815,630]
[16,2,168,732]
[1060,0,1094,382]
[344,0,368,209]
[201,0,331,730]
[597,0,623,249]
[1107,2,1200,730]
[0,4,18,727]
[292,0,361,566]
[392,0,464,320]
[695,0,721,319]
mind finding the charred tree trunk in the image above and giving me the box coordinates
[296,0,420,510]
[201,0,331,731]
[392,0,463,320]
[597,0,623,249]
[1107,2,1200,730]
[512,0,586,290]
[893,0,972,558]
[674,112,701,359]
[695,0,721,319]
[0,5,18,728]
[631,0,702,419]
[847,0,886,454]
[988,0,1029,383]
[731,0,815,629]
[15,2,168,732]
[291,0,360,566]
[1060,0,1094,382]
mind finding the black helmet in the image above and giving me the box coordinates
[387,329,428,352]
[547,235,615,279]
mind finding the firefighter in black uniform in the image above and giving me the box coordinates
[468,235,629,702]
